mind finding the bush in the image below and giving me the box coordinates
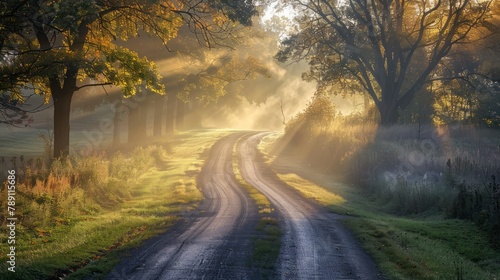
[0,145,164,230]
[279,95,370,171]
[447,176,500,246]
[278,99,500,239]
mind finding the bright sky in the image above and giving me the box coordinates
[260,1,298,38]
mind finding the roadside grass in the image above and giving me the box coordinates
[232,137,281,278]
[233,139,272,214]
[0,129,232,279]
[258,134,500,280]
[276,173,346,207]
[253,217,281,272]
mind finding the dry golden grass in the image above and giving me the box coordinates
[276,173,346,206]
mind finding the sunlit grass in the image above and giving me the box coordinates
[253,217,281,274]
[346,217,500,280]
[263,144,500,280]
[0,129,233,279]
[233,141,272,214]
[232,136,280,276]
[276,173,346,206]
[257,132,282,160]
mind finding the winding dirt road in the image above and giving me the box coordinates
[238,133,383,279]
[108,132,383,279]
[108,133,261,279]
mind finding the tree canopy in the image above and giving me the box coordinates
[0,0,258,157]
[276,0,494,125]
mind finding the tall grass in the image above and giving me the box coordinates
[276,95,376,172]
[277,96,500,245]
[0,146,166,232]
[0,130,230,279]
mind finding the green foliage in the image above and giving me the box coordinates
[102,47,165,97]
[283,95,335,145]
[399,88,435,126]
[267,152,500,279]
[253,217,281,271]
[179,53,271,106]
[210,0,257,27]
[276,0,492,124]
[280,95,371,171]
[1,0,259,100]
[474,83,500,127]
[448,176,500,247]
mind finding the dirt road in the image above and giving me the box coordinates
[108,132,382,279]
[238,133,383,279]
[107,133,261,279]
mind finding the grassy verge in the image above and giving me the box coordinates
[253,217,281,273]
[258,134,500,280]
[0,129,232,280]
[232,137,281,278]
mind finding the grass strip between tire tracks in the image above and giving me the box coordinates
[233,136,281,278]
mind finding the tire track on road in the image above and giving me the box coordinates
[108,133,260,280]
[238,132,383,280]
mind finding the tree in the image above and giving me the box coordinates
[276,0,492,125]
[0,93,33,126]
[146,23,272,133]
[430,4,500,126]
[1,0,257,158]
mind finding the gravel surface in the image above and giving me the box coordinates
[237,132,384,280]
[107,131,383,280]
[107,133,261,280]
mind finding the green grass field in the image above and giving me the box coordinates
[0,129,233,280]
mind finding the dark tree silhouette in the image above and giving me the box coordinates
[276,0,493,125]
[0,0,257,158]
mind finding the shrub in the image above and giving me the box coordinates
[279,95,370,171]
[0,145,162,230]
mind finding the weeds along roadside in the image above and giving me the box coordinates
[267,96,500,278]
[0,130,230,279]
[276,97,500,244]
[260,132,500,279]
[344,126,500,246]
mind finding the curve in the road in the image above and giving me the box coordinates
[237,132,383,280]
[107,133,260,280]
[108,131,383,280]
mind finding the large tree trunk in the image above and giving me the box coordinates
[153,95,165,137]
[127,105,143,145]
[378,90,400,125]
[176,98,184,131]
[140,101,149,137]
[53,89,74,158]
[184,101,203,129]
[113,102,127,145]
[165,93,177,135]
[379,107,399,125]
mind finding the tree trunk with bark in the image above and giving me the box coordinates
[379,103,400,126]
[113,102,127,145]
[127,104,144,145]
[52,89,74,158]
[165,93,177,135]
[153,95,165,137]
[176,97,184,131]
